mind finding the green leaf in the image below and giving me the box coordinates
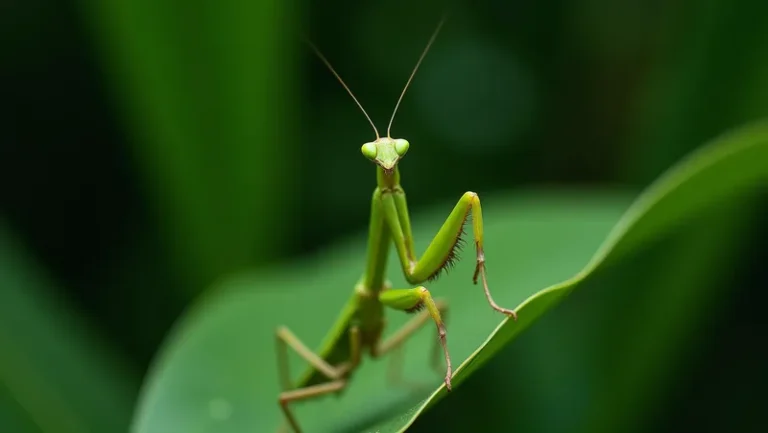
[0,223,137,433]
[131,121,768,433]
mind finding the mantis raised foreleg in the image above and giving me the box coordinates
[376,183,516,318]
[275,15,517,433]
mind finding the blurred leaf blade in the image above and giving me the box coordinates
[0,222,137,433]
[131,120,767,433]
[81,0,298,292]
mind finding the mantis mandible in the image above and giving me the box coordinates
[276,16,518,433]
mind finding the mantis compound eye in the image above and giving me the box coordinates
[394,139,410,156]
[361,142,377,160]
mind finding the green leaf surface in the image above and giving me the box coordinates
[132,122,768,433]
[0,223,137,433]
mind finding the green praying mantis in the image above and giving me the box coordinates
[276,16,518,433]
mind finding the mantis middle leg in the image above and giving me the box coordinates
[385,298,450,387]
[378,287,453,389]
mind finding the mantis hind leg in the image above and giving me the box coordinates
[381,190,517,319]
[274,326,361,433]
[275,326,347,390]
[278,380,347,433]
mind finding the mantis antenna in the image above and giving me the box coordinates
[305,39,380,140]
[386,14,447,138]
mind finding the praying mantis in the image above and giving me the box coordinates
[276,15,518,433]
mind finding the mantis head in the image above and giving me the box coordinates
[361,137,409,172]
[307,15,443,174]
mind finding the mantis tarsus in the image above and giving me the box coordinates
[276,16,518,433]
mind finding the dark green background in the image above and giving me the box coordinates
[3,0,767,432]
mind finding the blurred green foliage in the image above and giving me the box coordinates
[2,0,768,432]
[0,223,136,432]
[87,0,299,292]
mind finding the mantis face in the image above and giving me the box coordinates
[361,137,410,172]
